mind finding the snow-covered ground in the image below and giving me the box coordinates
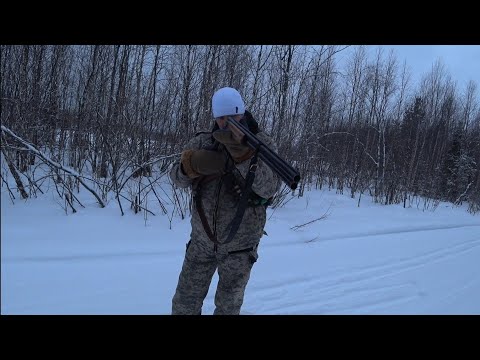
[2,183,479,315]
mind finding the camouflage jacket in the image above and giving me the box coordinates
[170,130,279,252]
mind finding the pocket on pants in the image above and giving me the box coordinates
[228,244,259,265]
[248,248,258,265]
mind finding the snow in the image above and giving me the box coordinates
[2,183,479,315]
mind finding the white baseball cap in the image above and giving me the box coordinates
[211,87,245,118]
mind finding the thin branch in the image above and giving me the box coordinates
[455,181,473,205]
[118,152,181,193]
[290,214,328,231]
[144,174,168,215]
[117,191,156,216]
[1,173,16,204]
[321,132,379,166]
[2,125,105,208]
[291,204,332,231]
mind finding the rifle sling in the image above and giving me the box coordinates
[224,151,259,244]
[194,174,220,244]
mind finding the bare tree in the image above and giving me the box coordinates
[2,45,478,217]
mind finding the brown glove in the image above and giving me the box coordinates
[212,130,254,163]
[180,149,227,179]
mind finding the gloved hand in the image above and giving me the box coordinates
[180,149,226,178]
[212,129,254,163]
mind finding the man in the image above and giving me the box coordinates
[170,87,279,315]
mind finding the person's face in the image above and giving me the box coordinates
[215,114,243,130]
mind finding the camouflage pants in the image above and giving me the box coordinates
[172,239,258,315]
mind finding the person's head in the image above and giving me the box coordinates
[212,87,245,129]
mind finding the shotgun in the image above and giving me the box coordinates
[226,117,301,190]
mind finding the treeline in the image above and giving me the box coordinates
[1,45,479,214]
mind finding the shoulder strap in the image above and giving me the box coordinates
[224,151,259,244]
[193,175,221,245]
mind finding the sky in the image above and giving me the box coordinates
[338,45,480,92]
[2,179,479,315]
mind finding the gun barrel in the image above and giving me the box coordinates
[227,117,301,190]
[258,151,300,190]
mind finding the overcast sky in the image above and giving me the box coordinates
[339,45,480,92]
[385,45,479,88]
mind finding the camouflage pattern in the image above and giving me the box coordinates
[170,130,279,315]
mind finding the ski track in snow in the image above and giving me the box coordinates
[1,250,180,264]
[3,220,479,314]
[267,223,480,247]
[4,224,478,264]
[248,238,480,314]
[432,276,480,310]
[308,223,480,243]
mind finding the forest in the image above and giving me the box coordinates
[1,45,478,216]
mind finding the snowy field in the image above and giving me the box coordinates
[2,184,479,315]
